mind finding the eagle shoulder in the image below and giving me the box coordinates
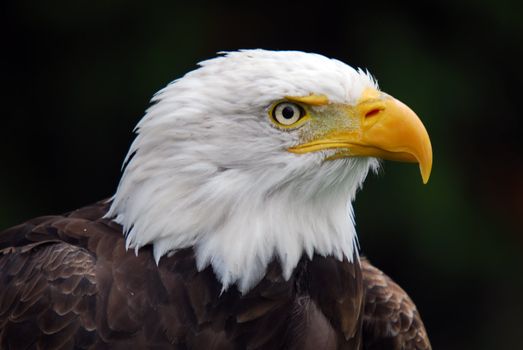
[0,200,169,349]
[0,212,101,349]
[361,258,432,350]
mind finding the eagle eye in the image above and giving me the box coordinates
[270,102,306,128]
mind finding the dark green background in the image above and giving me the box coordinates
[2,1,522,348]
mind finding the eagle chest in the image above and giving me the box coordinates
[158,251,365,349]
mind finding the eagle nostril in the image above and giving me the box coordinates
[365,108,383,119]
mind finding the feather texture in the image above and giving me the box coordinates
[0,201,430,349]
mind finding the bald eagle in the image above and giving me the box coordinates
[0,50,432,349]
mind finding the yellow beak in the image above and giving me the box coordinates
[289,88,433,184]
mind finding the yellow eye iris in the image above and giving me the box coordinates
[269,102,308,128]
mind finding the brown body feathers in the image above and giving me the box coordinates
[0,201,430,349]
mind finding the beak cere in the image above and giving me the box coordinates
[288,88,433,184]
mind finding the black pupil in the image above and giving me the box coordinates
[281,105,296,119]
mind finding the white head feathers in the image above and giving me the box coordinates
[107,50,379,293]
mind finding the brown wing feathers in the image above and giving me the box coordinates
[0,242,98,349]
[361,258,432,350]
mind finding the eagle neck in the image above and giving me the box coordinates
[108,157,376,293]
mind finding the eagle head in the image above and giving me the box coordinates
[107,50,432,293]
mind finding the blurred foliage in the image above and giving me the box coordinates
[1,0,522,348]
